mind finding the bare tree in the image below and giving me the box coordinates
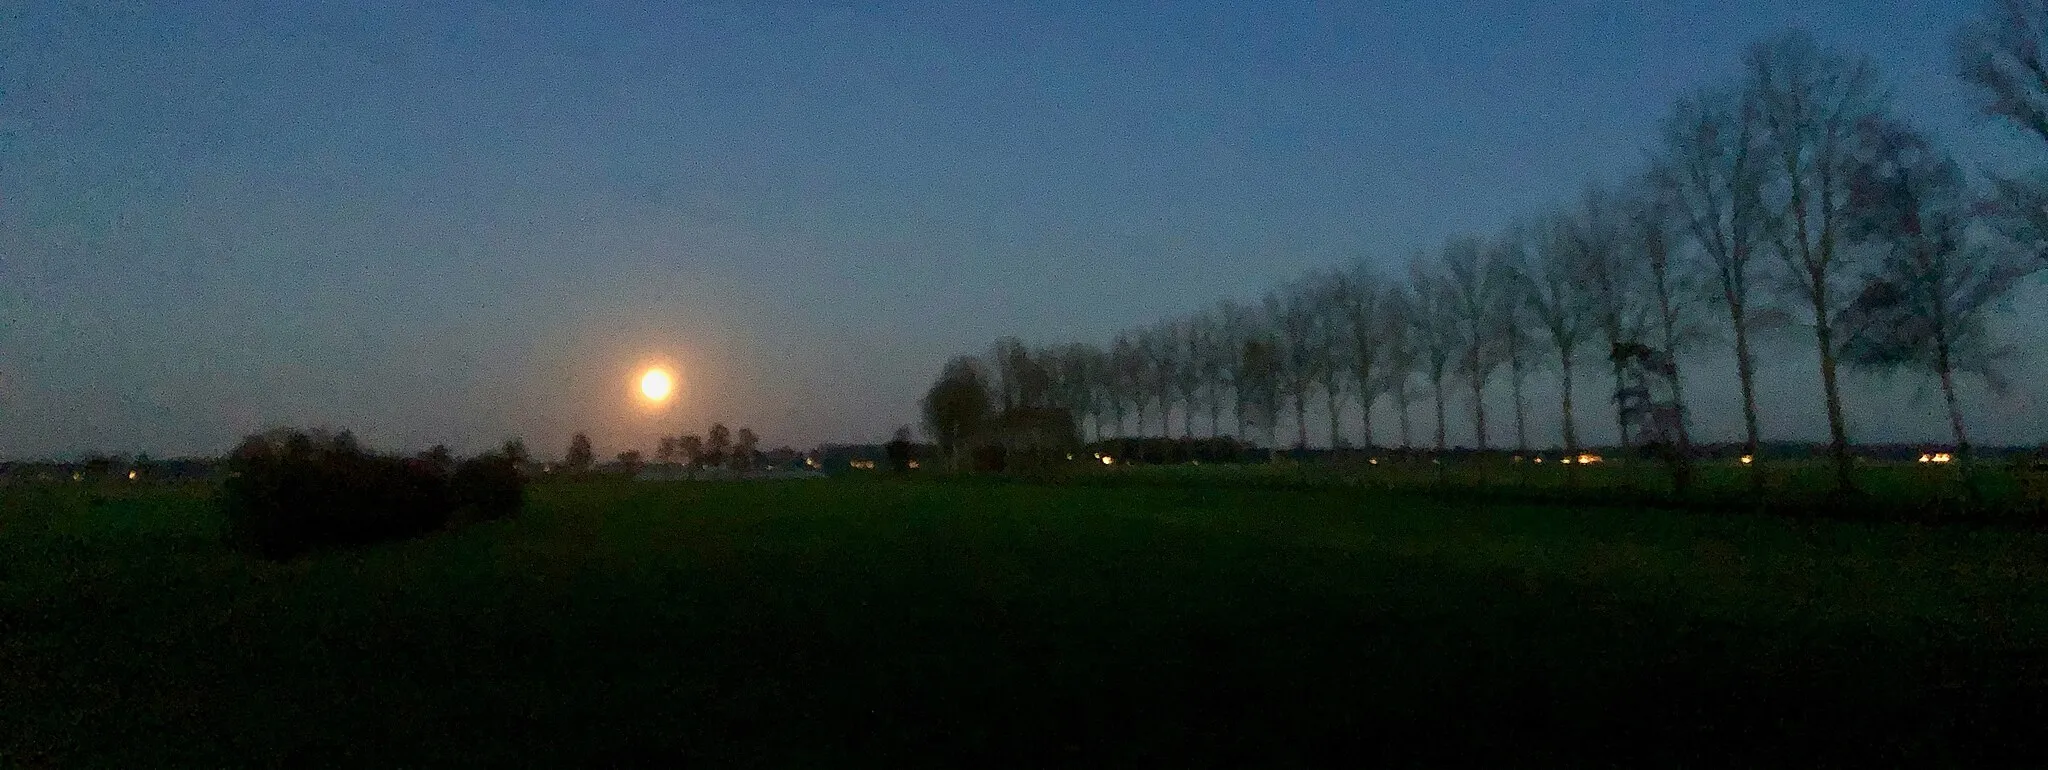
[1748,31,1889,493]
[1339,262,1394,449]
[1836,118,2039,473]
[1522,215,1596,461]
[1238,335,1284,450]
[1219,300,1264,439]
[1380,290,1419,449]
[1956,0,2048,269]
[1633,181,1705,490]
[1956,0,2048,145]
[1192,308,1231,437]
[1110,332,1145,437]
[1564,185,1649,451]
[1406,258,1457,452]
[1267,284,1322,450]
[1143,320,1184,438]
[1489,231,1537,454]
[1443,235,1508,450]
[987,336,1029,414]
[1170,318,1205,439]
[1308,271,1354,448]
[1657,84,1773,492]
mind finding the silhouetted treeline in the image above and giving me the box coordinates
[221,428,524,560]
[924,18,2048,501]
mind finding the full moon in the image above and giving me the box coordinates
[639,368,674,402]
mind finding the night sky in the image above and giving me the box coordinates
[4,1,2041,459]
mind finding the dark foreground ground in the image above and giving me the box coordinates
[5,476,2048,766]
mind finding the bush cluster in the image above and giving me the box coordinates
[222,429,524,559]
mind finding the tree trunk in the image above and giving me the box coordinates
[1656,277,1694,496]
[1396,383,1413,449]
[1560,352,1580,487]
[1294,389,1310,450]
[1730,304,1765,496]
[1610,355,1632,452]
[1207,383,1222,438]
[1510,357,1529,455]
[1432,373,1448,452]
[1357,387,1377,450]
[1814,315,1855,495]
[1183,395,1195,439]
[1326,386,1343,450]
[1559,354,1579,454]
[1471,373,1489,451]
[1935,330,1976,500]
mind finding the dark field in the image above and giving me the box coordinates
[6,475,2048,765]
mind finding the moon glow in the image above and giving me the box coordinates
[639,368,674,402]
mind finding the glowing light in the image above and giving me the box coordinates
[639,368,674,401]
[1739,455,1754,465]
[1369,457,1380,465]
[1533,457,1544,464]
[850,459,876,470]
[1559,457,1573,465]
[1100,456,1115,465]
[1930,452,1953,464]
[1575,453,1602,465]
[1918,453,1933,463]
[127,470,138,480]
[908,460,920,469]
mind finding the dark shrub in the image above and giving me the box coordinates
[452,451,524,522]
[222,429,452,559]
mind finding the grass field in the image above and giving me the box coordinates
[6,476,2048,765]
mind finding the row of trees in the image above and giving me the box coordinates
[554,424,766,475]
[926,13,2048,495]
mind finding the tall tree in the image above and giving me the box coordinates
[1633,181,1703,490]
[1110,332,1145,437]
[1564,185,1648,451]
[1836,118,2039,472]
[1522,216,1596,461]
[1657,84,1773,492]
[922,356,992,472]
[1380,290,1419,449]
[1340,263,1393,449]
[1489,232,1537,455]
[1143,321,1184,438]
[1443,236,1508,450]
[1955,0,2048,268]
[1050,343,1103,441]
[1956,0,2048,145]
[1172,318,1206,439]
[1309,271,1354,448]
[1238,336,1284,450]
[1406,259,1457,452]
[1192,308,1231,437]
[1267,284,1322,450]
[1219,300,1263,439]
[1749,31,1888,493]
[987,336,1031,414]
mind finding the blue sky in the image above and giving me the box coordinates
[3,0,2041,458]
